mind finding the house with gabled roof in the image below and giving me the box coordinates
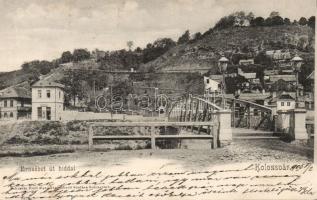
[0,87,32,120]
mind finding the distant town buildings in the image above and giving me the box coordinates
[265,50,291,61]
[31,80,65,121]
[237,68,256,80]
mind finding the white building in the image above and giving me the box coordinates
[31,80,65,121]
[239,59,254,66]
[276,94,295,111]
[204,76,220,92]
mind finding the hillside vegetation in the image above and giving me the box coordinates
[144,25,314,72]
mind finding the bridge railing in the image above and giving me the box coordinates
[167,94,221,123]
[87,121,219,150]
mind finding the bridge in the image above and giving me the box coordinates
[88,93,283,150]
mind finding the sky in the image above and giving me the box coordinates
[0,0,315,72]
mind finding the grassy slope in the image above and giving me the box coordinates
[144,25,314,72]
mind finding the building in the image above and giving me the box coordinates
[268,74,296,83]
[204,76,220,92]
[0,87,31,120]
[264,92,297,115]
[264,70,279,81]
[276,94,295,111]
[239,59,254,66]
[31,80,65,121]
[237,68,256,80]
[265,50,291,60]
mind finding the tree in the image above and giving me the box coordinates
[177,30,190,44]
[254,51,273,66]
[246,12,255,21]
[73,49,90,62]
[21,60,53,75]
[270,16,284,26]
[269,11,280,18]
[214,14,235,29]
[60,51,73,63]
[250,17,265,26]
[60,70,86,106]
[135,47,142,52]
[143,38,176,63]
[308,16,315,29]
[299,17,308,26]
[192,32,202,40]
[284,18,291,25]
[127,41,134,51]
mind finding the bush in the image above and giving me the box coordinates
[66,120,87,131]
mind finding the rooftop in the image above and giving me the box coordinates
[269,74,296,82]
[237,92,271,101]
[32,80,65,89]
[0,87,31,99]
[277,94,295,100]
[291,55,303,61]
[218,56,229,62]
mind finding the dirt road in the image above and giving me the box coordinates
[0,139,312,169]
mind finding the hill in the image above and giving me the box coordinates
[143,25,314,73]
[0,16,314,106]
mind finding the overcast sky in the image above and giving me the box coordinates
[0,0,315,72]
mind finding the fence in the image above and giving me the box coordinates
[87,121,219,150]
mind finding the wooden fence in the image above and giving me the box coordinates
[88,121,219,150]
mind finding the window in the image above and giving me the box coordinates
[59,91,61,99]
[37,107,42,119]
[46,90,51,98]
[38,90,42,98]
[287,102,290,106]
[206,79,209,84]
[9,112,13,118]
[281,102,284,106]
[10,100,13,107]
[4,100,7,107]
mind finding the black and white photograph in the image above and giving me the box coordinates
[0,0,315,199]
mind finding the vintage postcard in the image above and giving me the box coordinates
[0,0,315,199]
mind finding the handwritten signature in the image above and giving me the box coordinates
[1,163,314,199]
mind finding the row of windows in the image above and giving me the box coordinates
[281,102,291,106]
[2,100,14,107]
[2,100,26,107]
[38,90,62,99]
[0,112,14,118]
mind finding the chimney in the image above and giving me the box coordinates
[262,89,265,94]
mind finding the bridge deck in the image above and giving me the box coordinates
[89,121,216,127]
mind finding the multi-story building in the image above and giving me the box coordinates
[0,87,31,120]
[31,80,64,121]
